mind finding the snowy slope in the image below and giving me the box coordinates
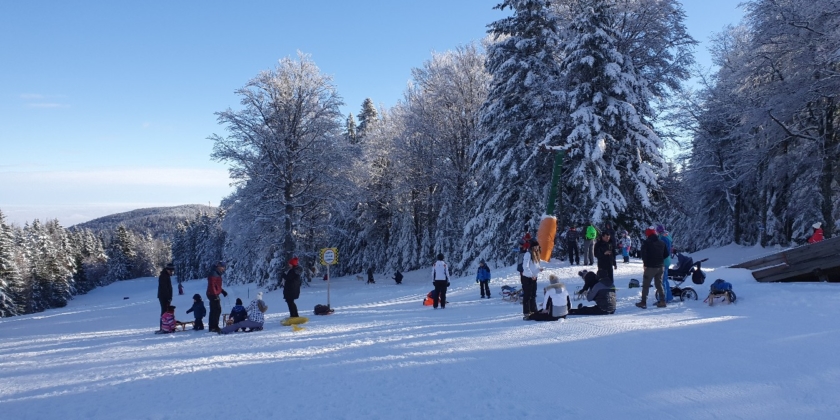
[2,246,839,419]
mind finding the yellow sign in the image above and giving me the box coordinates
[319,248,338,265]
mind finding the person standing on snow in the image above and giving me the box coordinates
[603,222,617,269]
[431,253,451,309]
[206,261,229,333]
[476,260,491,298]
[808,222,824,244]
[282,257,303,318]
[366,266,376,284]
[618,231,631,263]
[565,224,580,265]
[657,225,674,302]
[636,227,669,309]
[158,263,174,316]
[583,221,598,266]
[593,231,615,286]
[521,240,543,318]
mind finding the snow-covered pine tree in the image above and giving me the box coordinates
[461,0,564,269]
[552,0,667,226]
[104,225,134,283]
[356,98,379,141]
[345,113,358,144]
[0,209,21,317]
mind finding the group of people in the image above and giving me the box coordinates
[156,257,304,334]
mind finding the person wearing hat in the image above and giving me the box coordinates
[808,222,824,244]
[159,305,177,333]
[219,293,268,334]
[593,231,615,286]
[568,270,616,315]
[185,293,206,330]
[206,261,229,332]
[526,274,570,321]
[282,257,303,318]
[636,226,669,309]
[158,263,174,317]
[476,259,491,298]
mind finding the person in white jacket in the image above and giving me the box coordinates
[527,275,570,321]
[431,253,451,309]
[521,240,543,317]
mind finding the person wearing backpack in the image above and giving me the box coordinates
[431,254,451,309]
[583,221,598,266]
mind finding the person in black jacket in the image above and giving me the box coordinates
[392,270,403,284]
[282,257,303,318]
[636,226,670,309]
[593,231,614,286]
[603,222,617,269]
[366,266,376,284]
[157,263,174,316]
[569,270,616,315]
[565,224,580,265]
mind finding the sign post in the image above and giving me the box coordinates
[319,248,338,307]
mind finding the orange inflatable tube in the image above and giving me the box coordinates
[537,216,557,261]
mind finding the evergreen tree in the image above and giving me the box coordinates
[461,0,564,268]
[104,226,134,283]
[345,112,358,144]
[554,0,666,225]
[356,98,379,141]
[0,209,21,317]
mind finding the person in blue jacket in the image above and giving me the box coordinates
[657,225,674,302]
[227,298,248,332]
[185,293,207,330]
[476,260,491,298]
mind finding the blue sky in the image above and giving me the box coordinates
[0,0,743,227]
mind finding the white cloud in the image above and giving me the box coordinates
[0,167,231,188]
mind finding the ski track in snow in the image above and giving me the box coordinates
[2,245,840,419]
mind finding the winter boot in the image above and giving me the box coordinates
[656,300,667,308]
[635,301,647,309]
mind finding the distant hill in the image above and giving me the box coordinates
[71,204,218,240]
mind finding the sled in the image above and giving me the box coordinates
[281,317,309,326]
[175,321,195,331]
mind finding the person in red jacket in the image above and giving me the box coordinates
[206,261,229,333]
[808,222,824,244]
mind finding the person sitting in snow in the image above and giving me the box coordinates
[159,305,177,333]
[220,293,267,334]
[227,298,248,331]
[808,222,824,244]
[526,274,570,321]
[569,270,616,315]
[186,293,206,330]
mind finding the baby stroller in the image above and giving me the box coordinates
[656,254,709,302]
[501,285,522,302]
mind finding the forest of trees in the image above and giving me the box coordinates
[202,0,837,284]
[0,209,176,317]
[5,0,837,309]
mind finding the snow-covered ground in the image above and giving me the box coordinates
[2,244,840,419]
